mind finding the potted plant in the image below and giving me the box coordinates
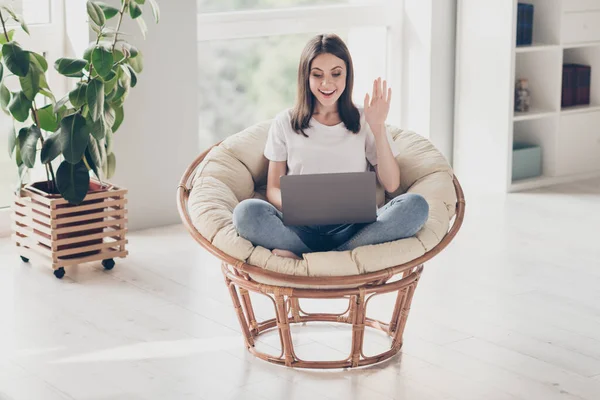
[5,0,159,278]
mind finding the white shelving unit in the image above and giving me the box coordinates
[454,0,600,193]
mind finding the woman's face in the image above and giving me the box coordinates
[309,53,346,109]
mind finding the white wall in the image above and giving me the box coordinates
[402,0,456,164]
[97,1,199,230]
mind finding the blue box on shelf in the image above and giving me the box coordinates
[516,3,534,46]
[512,142,542,181]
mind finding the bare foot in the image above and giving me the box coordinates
[272,249,302,260]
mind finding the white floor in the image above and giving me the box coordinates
[1,179,600,400]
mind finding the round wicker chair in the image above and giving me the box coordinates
[177,121,465,369]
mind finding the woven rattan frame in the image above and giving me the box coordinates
[177,144,465,369]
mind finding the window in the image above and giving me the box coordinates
[0,0,66,234]
[197,0,402,149]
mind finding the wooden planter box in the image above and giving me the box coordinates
[11,180,128,279]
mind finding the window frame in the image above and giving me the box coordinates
[197,0,404,125]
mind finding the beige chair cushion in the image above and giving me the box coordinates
[188,121,457,288]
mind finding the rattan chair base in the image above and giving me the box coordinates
[222,262,423,369]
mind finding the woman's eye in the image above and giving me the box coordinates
[332,73,341,77]
[312,74,322,78]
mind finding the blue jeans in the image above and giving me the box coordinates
[232,193,430,257]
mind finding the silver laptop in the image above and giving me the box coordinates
[280,171,377,226]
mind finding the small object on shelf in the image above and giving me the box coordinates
[515,79,530,112]
[512,142,542,181]
[562,64,576,108]
[575,64,591,105]
[562,63,591,108]
[516,3,534,46]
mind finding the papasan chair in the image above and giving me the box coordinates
[177,120,465,369]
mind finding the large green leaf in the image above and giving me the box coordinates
[104,102,116,127]
[7,125,15,157]
[56,159,90,205]
[121,43,139,58]
[28,54,50,92]
[87,1,106,27]
[148,0,160,23]
[118,64,131,90]
[8,91,31,122]
[18,125,41,168]
[103,73,118,94]
[19,67,40,100]
[91,46,114,79]
[39,88,56,104]
[2,43,29,77]
[96,2,119,19]
[54,58,87,75]
[69,82,88,109]
[85,135,104,181]
[14,136,22,166]
[134,0,146,4]
[105,152,115,179]
[126,64,137,88]
[60,113,90,164]
[136,16,148,39]
[107,84,127,107]
[54,95,70,113]
[0,29,15,44]
[20,19,30,35]
[37,104,60,132]
[0,62,3,84]
[128,51,143,73]
[40,129,63,164]
[112,105,124,132]
[0,84,10,114]
[30,52,48,72]
[105,129,113,154]
[129,2,142,19]
[89,113,108,140]
[86,79,104,121]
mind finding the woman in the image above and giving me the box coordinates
[233,33,429,259]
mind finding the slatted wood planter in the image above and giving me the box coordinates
[11,180,128,279]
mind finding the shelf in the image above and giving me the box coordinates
[516,43,560,53]
[560,104,600,115]
[513,108,556,121]
[510,171,600,192]
[563,41,600,49]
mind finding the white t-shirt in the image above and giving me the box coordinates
[264,107,400,175]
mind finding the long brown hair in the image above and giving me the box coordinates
[291,33,360,137]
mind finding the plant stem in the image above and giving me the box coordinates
[111,0,129,53]
[32,102,57,192]
[0,11,10,42]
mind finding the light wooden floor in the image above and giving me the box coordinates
[1,178,600,400]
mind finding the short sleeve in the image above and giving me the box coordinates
[365,124,400,166]
[264,116,288,162]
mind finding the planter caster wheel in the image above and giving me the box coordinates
[20,256,29,263]
[54,267,65,279]
[102,259,115,270]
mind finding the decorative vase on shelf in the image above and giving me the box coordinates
[515,79,531,112]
